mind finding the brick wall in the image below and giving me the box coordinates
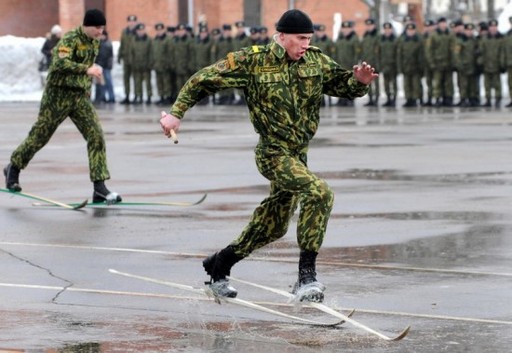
[0,0,370,40]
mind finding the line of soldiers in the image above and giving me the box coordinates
[314,16,512,108]
[117,15,270,106]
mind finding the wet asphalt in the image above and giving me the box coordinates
[0,100,511,353]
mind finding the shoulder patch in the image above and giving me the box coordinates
[57,46,71,58]
[307,45,322,52]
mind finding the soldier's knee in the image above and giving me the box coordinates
[314,181,334,208]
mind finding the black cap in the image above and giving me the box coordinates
[424,19,435,26]
[464,23,475,30]
[479,21,488,30]
[176,23,186,30]
[250,27,259,34]
[136,23,145,30]
[211,28,221,35]
[341,21,353,28]
[406,23,416,30]
[383,22,392,29]
[275,9,314,33]
[127,15,137,22]
[489,19,498,26]
[222,24,232,30]
[437,17,447,23]
[235,21,245,28]
[155,23,165,30]
[365,18,375,25]
[83,9,106,27]
[167,26,175,33]
[453,19,464,26]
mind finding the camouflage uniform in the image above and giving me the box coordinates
[422,20,436,106]
[10,26,110,182]
[173,24,193,94]
[170,40,369,257]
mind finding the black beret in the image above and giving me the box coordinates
[276,9,314,33]
[83,9,106,27]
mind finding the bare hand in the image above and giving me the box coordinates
[353,61,379,85]
[160,111,181,139]
[87,64,103,81]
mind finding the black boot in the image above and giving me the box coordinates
[120,97,131,105]
[3,163,22,192]
[292,250,325,302]
[146,97,152,105]
[483,99,492,107]
[422,97,432,107]
[92,181,122,204]
[495,98,501,108]
[203,245,243,298]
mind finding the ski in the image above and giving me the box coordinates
[0,188,87,210]
[108,269,343,327]
[229,276,410,341]
[33,193,207,208]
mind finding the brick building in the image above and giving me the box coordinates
[0,0,371,40]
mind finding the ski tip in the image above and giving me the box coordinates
[73,199,88,210]
[108,268,119,274]
[392,325,411,341]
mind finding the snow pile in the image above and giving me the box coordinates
[0,35,125,102]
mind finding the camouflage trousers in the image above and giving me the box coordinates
[10,86,110,182]
[230,142,334,258]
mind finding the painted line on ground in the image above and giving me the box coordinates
[1,241,511,278]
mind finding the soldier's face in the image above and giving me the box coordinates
[83,25,105,40]
[280,33,312,61]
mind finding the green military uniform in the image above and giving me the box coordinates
[334,21,360,106]
[153,23,171,105]
[10,26,110,182]
[379,23,398,106]
[172,24,193,94]
[397,24,424,106]
[118,16,137,103]
[426,18,455,106]
[170,40,369,257]
[360,19,380,106]
[193,27,214,105]
[164,26,178,103]
[479,20,505,107]
[504,21,512,106]
[454,24,479,106]
[422,20,436,106]
[131,24,153,104]
[214,25,235,104]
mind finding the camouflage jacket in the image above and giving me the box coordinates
[170,40,369,148]
[46,26,98,91]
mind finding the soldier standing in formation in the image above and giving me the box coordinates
[379,22,398,107]
[131,23,153,104]
[193,26,214,105]
[479,19,505,107]
[422,19,436,106]
[334,21,360,106]
[454,23,479,107]
[153,23,170,105]
[505,17,512,107]
[313,24,335,106]
[215,24,235,104]
[360,18,380,106]
[427,17,455,107]
[118,15,137,104]
[397,23,424,107]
